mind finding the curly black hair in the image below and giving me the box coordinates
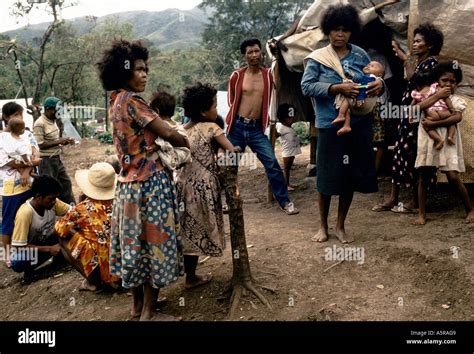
[96,39,149,91]
[150,89,176,118]
[32,175,62,198]
[277,103,295,123]
[240,38,261,54]
[433,60,463,84]
[411,68,435,91]
[321,4,361,37]
[182,82,217,123]
[414,23,444,56]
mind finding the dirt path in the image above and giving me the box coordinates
[0,139,472,321]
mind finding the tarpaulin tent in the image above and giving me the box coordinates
[268,0,474,182]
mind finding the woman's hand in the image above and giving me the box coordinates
[392,40,408,62]
[421,118,436,131]
[366,79,384,97]
[332,83,360,98]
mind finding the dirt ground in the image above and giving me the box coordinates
[0,138,473,321]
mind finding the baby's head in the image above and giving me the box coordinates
[363,61,385,78]
[150,89,176,120]
[433,60,463,94]
[277,103,296,126]
[8,117,25,136]
[412,68,434,91]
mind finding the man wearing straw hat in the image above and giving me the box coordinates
[55,162,120,292]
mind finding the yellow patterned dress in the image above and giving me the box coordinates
[55,198,119,284]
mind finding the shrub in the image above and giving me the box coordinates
[292,122,310,146]
[97,132,113,144]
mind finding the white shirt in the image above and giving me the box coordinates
[277,124,302,158]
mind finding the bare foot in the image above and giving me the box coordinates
[337,126,352,136]
[311,229,328,242]
[465,210,474,224]
[447,136,455,146]
[185,273,213,290]
[131,301,143,319]
[434,139,444,150]
[412,216,427,225]
[335,228,354,243]
[331,116,345,125]
[79,279,97,292]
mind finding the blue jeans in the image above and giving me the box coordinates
[227,118,290,207]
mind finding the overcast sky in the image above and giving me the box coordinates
[1,0,203,32]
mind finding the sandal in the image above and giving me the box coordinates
[390,203,416,214]
[281,202,299,215]
[371,203,394,212]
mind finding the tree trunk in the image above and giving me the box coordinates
[219,164,272,320]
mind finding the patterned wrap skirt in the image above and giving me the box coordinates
[109,170,184,289]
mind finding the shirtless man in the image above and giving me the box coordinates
[226,38,298,215]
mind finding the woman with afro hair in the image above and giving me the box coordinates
[301,4,384,244]
[97,39,189,321]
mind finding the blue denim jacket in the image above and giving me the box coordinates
[301,44,370,129]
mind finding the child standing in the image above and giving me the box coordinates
[414,61,473,225]
[177,83,239,289]
[0,103,40,268]
[276,104,301,191]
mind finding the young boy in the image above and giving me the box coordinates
[276,104,302,191]
[332,60,385,136]
[0,102,41,267]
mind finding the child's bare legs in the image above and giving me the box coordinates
[332,98,349,125]
[445,170,474,223]
[184,255,212,289]
[447,124,456,146]
[332,99,352,135]
[427,129,444,150]
[425,110,445,149]
[283,156,295,190]
[413,169,429,225]
[2,235,11,267]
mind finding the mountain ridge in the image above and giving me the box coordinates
[2,6,209,51]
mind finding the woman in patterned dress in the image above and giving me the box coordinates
[55,162,120,292]
[97,40,189,321]
[177,83,239,289]
[372,23,446,213]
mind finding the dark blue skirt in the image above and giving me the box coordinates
[316,116,378,196]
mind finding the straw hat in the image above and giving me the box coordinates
[75,162,116,201]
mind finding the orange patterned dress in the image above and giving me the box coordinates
[55,198,119,284]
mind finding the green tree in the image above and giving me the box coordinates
[199,0,312,89]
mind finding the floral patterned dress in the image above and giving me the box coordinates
[391,57,438,188]
[177,122,225,257]
[55,198,119,284]
[108,90,184,289]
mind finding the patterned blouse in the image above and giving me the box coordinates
[109,89,161,183]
